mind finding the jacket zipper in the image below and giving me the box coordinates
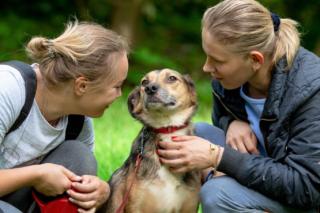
[212,90,240,120]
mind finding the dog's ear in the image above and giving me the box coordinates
[182,74,197,105]
[127,86,143,118]
[182,74,195,89]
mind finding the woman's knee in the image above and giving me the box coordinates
[42,140,97,175]
[0,201,22,213]
[194,122,226,147]
[200,176,267,213]
[200,177,227,210]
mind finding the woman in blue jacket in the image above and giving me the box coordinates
[157,0,320,212]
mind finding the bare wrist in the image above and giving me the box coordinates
[30,164,44,187]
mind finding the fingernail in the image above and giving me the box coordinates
[69,197,74,203]
[171,136,177,140]
[75,176,82,181]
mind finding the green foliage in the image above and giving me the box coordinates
[1,0,319,80]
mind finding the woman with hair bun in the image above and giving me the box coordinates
[0,21,129,212]
[157,0,320,212]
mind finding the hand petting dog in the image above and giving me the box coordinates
[158,135,219,173]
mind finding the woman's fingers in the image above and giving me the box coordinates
[69,197,96,210]
[158,141,182,150]
[157,149,183,159]
[159,157,186,169]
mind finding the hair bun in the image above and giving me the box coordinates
[26,37,51,61]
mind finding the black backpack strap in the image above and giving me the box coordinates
[2,61,84,139]
[65,115,85,140]
[2,60,37,135]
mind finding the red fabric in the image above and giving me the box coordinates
[32,191,78,213]
[153,123,188,134]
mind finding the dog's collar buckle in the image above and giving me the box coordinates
[153,123,189,134]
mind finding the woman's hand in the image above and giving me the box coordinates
[67,175,110,212]
[33,163,81,196]
[226,120,259,154]
[157,135,219,173]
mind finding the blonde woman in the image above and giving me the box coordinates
[158,0,320,212]
[0,21,129,212]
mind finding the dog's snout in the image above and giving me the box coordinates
[145,83,159,95]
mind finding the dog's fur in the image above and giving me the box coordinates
[99,69,201,213]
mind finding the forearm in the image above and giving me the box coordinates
[217,147,320,208]
[0,165,40,197]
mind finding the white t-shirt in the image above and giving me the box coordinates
[0,64,94,169]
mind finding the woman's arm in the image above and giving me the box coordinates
[0,166,39,196]
[218,90,320,208]
[0,164,80,197]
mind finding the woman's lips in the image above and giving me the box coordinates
[211,74,222,80]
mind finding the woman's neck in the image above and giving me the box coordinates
[247,61,273,99]
[34,67,72,125]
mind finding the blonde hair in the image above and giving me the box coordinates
[26,21,129,86]
[202,0,300,69]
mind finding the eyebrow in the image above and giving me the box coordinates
[116,79,126,86]
[202,41,226,62]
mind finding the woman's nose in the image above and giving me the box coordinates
[203,58,212,73]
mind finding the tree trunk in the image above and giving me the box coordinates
[108,0,146,45]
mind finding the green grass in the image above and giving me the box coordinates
[94,80,212,180]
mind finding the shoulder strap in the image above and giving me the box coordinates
[65,115,85,140]
[2,60,37,135]
[2,61,85,139]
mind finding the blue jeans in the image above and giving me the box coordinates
[194,122,317,213]
[0,140,97,213]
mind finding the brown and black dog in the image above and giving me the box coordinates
[99,69,201,213]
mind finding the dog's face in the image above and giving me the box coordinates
[128,68,197,128]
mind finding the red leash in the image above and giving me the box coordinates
[116,154,143,213]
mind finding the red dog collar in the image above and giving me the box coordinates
[153,123,189,134]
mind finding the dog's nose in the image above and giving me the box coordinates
[145,83,159,95]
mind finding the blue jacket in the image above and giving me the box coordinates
[212,47,320,209]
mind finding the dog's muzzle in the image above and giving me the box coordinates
[145,83,159,96]
[144,84,176,108]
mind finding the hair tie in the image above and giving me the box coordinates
[271,12,280,32]
[48,48,56,59]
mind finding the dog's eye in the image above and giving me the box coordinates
[168,76,177,82]
[141,79,149,86]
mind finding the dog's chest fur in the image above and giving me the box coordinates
[128,127,201,212]
[141,167,195,212]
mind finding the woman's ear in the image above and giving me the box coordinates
[249,51,265,72]
[74,76,89,96]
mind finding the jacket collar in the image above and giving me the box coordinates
[261,57,288,120]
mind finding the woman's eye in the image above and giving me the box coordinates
[141,79,149,86]
[168,76,177,82]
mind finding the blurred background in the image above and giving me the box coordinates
[1,0,319,82]
[1,0,319,180]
